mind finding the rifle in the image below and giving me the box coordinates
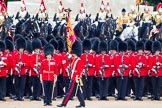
[67,59,72,79]
[17,53,23,77]
[101,53,105,80]
[84,52,89,79]
[36,55,40,75]
[155,54,160,78]
[137,55,142,78]
[120,53,125,79]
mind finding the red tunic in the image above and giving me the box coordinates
[80,53,95,76]
[70,57,84,81]
[62,52,69,77]
[40,59,56,81]
[114,53,130,77]
[149,55,162,77]
[96,54,113,78]
[30,53,45,76]
[0,53,8,77]
[132,54,147,77]
[13,53,29,76]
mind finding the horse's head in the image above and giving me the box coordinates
[3,16,13,33]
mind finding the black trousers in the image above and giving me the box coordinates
[92,76,99,97]
[62,77,70,94]
[15,75,26,99]
[151,76,162,99]
[108,76,116,96]
[82,76,93,99]
[43,81,54,104]
[116,76,128,99]
[57,75,64,97]
[31,76,41,98]
[133,76,145,99]
[0,77,6,99]
[99,78,109,98]
[126,77,135,96]
[62,80,85,106]
[6,74,15,96]
[144,76,153,96]
[24,75,32,97]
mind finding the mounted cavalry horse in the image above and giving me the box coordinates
[74,15,92,41]
[93,17,116,41]
[0,16,14,40]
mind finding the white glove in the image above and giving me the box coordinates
[94,21,98,27]
[61,20,66,25]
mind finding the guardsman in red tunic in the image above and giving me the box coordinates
[143,40,153,97]
[114,41,129,100]
[90,38,100,98]
[57,41,85,108]
[0,41,8,101]
[24,40,33,99]
[5,39,15,99]
[81,39,94,100]
[13,38,28,101]
[49,39,58,99]
[133,41,147,101]
[30,38,44,101]
[97,41,110,100]
[149,41,162,100]
[108,40,118,97]
[58,40,71,97]
[125,39,136,97]
[40,44,56,106]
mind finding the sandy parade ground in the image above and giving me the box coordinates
[0,96,162,108]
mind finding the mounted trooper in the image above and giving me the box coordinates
[53,1,67,26]
[95,1,107,22]
[15,0,30,21]
[75,3,88,22]
[105,2,113,18]
[35,0,48,22]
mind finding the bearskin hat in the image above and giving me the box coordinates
[0,41,6,52]
[44,44,54,57]
[5,36,13,42]
[136,41,144,51]
[26,40,33,53]
[49,39,58,50]
[92,39,100,54]
[16,38,26,50]
[119,41,128,52]
[5,39,14,52]
[40,38,48,48]
[99,41,107,52]
[14,34,23,42]
[32,38,42,50]
[83,39,91,51]
[110,40,118,51]
[72,40,82,57]
[126,39,136,51]
[144,40,153,51]
[152,41,161,53]
[58,40,65,53]
[46,35,54,42]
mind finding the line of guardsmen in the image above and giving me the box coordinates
[1,34,162,105]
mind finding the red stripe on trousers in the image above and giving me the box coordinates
[63,81,75,105]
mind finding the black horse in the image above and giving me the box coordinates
[74,16,91,41]
[52,21,67,39]
[15,18,40,39]
[139,22,153,40]
[38,21,52,38]
[98,18,116,41]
